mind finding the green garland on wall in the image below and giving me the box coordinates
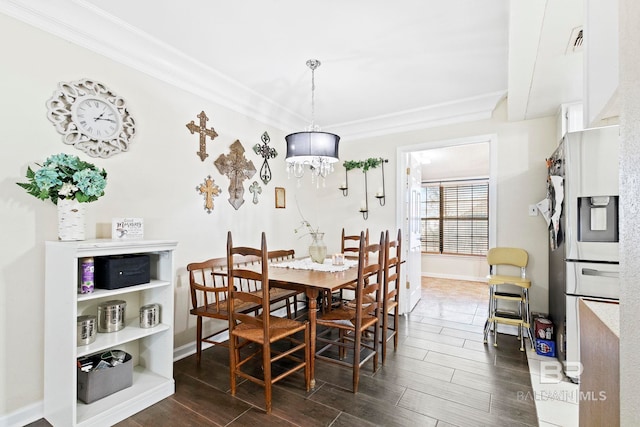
[343,157,385,172]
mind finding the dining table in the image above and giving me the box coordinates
[244,257,360,388]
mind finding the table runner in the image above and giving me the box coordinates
[270,257,357,273]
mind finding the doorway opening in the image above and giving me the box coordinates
[396,134,497,315]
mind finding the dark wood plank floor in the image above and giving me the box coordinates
[29,278,538,427]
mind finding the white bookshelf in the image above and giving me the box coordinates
[44,239,178,427]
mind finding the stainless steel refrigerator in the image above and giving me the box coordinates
[547,125,620,383]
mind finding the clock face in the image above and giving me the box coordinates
[46,79,136,158]
[72,97,122,140]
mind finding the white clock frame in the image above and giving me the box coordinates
[46,78,136,158]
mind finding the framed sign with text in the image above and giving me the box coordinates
[112,218,144,239]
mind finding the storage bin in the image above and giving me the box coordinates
[534,317,554,340]
[77,351,132,404]
[535,338,557,357]
[95,255,150,289]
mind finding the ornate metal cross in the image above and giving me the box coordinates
[214,140,256,210]
[253,131,278,184]
[196,175,221,213]
[249,181,262,204]
[186,111,218,161]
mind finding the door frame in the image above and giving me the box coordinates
[395,134,498,312]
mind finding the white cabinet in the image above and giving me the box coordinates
[557,102,585,142]
[584,0,619,127]
[44,239,178,427]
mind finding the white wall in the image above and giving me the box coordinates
[618,0,640,423]
[0,12,558,423]
[0,13,316,419]
[344,103,557,314]
[422,254,488,282]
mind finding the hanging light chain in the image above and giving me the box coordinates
[306,59,321,131]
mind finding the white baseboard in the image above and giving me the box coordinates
[421,272,486,283]
[173,331,228,362]
[0,401,43,427]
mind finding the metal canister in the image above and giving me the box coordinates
[77,315,97,345]
[97,300,127,332]
[139,303,160,328]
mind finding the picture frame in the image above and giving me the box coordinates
[275,187,286,208]
[111,217,144,240]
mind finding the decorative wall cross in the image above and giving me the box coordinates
[186,111,218,161]
[196,175,221,213]
[253,131,278,184]
[214,140,256,210]
[249,181,262,204]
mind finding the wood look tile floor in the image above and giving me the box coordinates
[29,277,538,427]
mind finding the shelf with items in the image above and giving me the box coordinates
[77,279,170,302]
[76,319,170,358]
[76,366,173,426]
[44,239,178,427]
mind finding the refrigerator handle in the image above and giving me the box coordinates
[581,268,619,278]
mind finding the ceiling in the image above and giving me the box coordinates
[1,0,583,141]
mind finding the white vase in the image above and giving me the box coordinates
[57,199,86,241]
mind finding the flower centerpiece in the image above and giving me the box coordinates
[17,153,107,240]
[294,200,326,263]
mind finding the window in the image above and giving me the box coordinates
[421,180,489,256]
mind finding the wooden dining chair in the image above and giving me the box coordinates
[315,231,384,392]
[227,231,311,414]
[187,257,259,366]
[380,229,402,363]
[341,228,369,259]
[267,249,300,318]
[322,228,370,311]
[187,251,298,367]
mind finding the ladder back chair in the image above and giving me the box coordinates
[267,249,300,318]
[227,231,311,414]
[325,228,370,310]
[315,231,384,392]
[482,247,533,351]
[341,228,369,259]
[381,228,402,363]
[187,252,298,366]
[187,257,258,366]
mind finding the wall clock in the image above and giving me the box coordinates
[46,78,136,158]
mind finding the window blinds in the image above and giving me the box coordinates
[421,180,489,256]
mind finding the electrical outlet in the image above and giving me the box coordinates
[528,205,538,216]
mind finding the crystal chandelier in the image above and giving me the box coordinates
[285,59,340,187]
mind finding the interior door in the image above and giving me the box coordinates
[400,153,422,314]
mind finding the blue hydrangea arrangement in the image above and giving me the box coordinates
[17,153,107,204]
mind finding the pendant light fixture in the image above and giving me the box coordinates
[285,59,340,187]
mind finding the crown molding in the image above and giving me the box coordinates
[0,0,304,130]
[329,91,506,140]
[1,0,504,140]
